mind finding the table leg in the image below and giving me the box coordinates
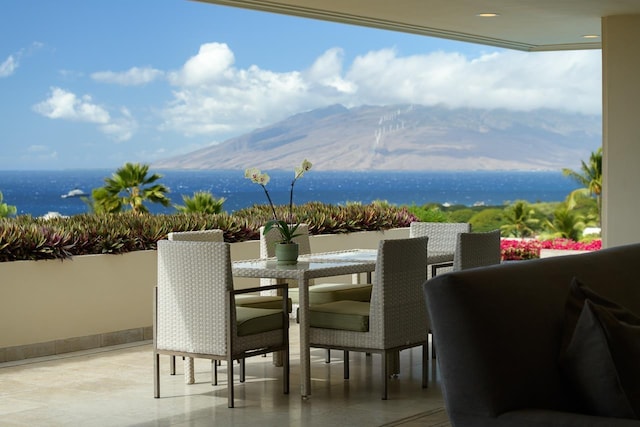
[272,278,286,367]
[298,275,311,398]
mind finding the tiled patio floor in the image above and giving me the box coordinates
[0,322,445,426]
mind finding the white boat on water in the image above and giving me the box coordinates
[61,188,87,199]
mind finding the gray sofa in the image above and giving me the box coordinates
[423,242,640,426]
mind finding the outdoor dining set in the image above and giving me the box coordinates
[153,222,502,407]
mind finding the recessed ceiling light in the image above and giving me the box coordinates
[476,13,500,17]
[582,34,600,39]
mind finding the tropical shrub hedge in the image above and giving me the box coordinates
[0,202,418,262]
[0,201,603,263]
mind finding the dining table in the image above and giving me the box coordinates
[231,247,450,398]
[302,247,454,279]
[232,249,377,398]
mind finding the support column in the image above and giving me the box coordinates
[601,15,640,248]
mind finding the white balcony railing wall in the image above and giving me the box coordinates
[0,228,408,363]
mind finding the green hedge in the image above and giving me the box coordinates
[0,202,417,262]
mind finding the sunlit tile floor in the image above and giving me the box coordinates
[0,322,444,427]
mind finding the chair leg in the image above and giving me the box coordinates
[240,358,245,383]
[184,357,195,384]
[227,356,234,408]
[390,351,400,377]
[170,355,176,375]
[381,351,388,400]
[343,350,350,379]
[154,352,160,398]
[325,349,331,363]
[422,344,428,388]
[212,360,218,385]
[283,349,290,395]
[430,330,437,359]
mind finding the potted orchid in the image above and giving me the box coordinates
[245,159,312,263]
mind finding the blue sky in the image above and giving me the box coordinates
[1,0,602,170]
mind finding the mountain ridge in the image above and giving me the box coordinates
[153,104,602,171]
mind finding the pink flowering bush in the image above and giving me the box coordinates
[500,238,602,261]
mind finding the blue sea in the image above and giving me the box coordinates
[0,169,580,217]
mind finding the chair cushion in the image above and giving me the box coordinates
[559,278,640,419]
[235,306,284,337]
[235,294,293,312]
[428,253,454,264]
[309,300,370,332]
[289,283,372,305]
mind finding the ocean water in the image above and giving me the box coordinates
[0,169,580,217]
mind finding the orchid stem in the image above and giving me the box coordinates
[289,178,297,224]
[261,185,278,220]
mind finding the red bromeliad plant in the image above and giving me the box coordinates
[500,238,602,261]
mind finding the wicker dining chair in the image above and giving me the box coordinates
[453,229,502,271]
[308,236,430,400]
[154,239,289,408]
[409,222,470,359]
[166,230,225,384]
[167,229,290,384]
[260,223,373,363]
[409,222,471,277]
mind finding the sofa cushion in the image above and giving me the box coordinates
[559,279,640,419]
[560,277,638,355]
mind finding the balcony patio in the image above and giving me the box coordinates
[0,321,448,426]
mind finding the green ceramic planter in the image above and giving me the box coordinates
[275,242,299,265]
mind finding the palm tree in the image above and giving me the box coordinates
[544,203,587,241]
[562,147,602,224]
[174,191,225,214]
[500,200,539,238]
[92,163,171,214]
[0,191,17,218]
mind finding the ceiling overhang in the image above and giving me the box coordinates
[194,0,640,51]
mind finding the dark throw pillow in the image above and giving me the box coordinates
[559,278,640,419]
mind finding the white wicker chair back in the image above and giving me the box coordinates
[167,229,224,242]
[453,229,502,271]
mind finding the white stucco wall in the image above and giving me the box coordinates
[602,14,640,247]
[0,228,408,350]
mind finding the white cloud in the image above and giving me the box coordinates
[91,66,164,86]
[305,48,356,94]
[0,55,17,77]
[161,42,307,136]
[27,145,50,152]
[1,43,44,78]
[345,49,601,114]
[33,87,110,123]
[25,145,57,161]
[33,88,135,142]
[159,43,601,142]
[168,42,236,87]
[99,107,138,142]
